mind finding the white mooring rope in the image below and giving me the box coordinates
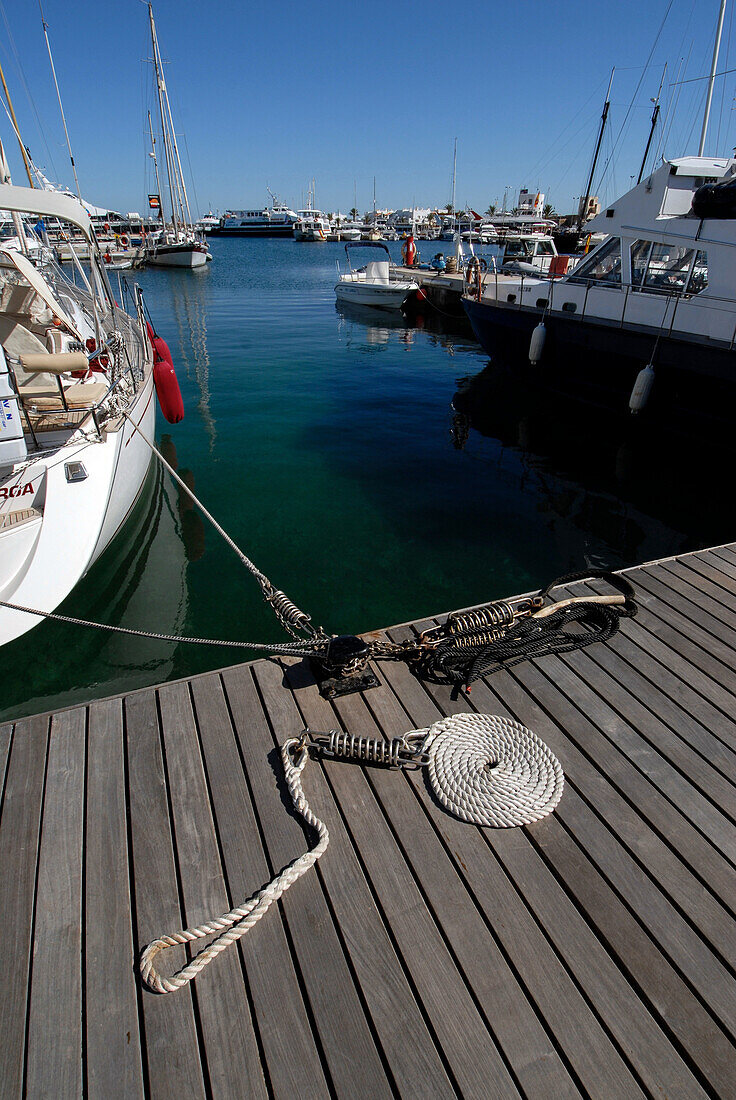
[139,739,328,994]
[420,712,564,828]
[140,714,563,994]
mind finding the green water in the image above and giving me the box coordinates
[1,238,724,720]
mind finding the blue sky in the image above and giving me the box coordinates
[1,1,734,217]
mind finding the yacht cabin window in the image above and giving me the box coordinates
[569,236,622,285]
[629,239,708,294]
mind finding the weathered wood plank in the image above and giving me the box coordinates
[553,646,736,866]
[188,671,331,1100]
[631,566,736,658]
[425,665,735,1096]
[222,663,396,1100]
[617,578,736,704]
[379,638,709,1100]
[475,664,736,1043]
[156,680,268,1100]
[0,721,12,796]
[679,551,736,598]
[655,560,736,633]
[0,715,48,1098]
[582,594,736,773]
[500,653,736,966]
[85,699,144,1100]
[273,659,537,1099]
[25,709,85,1099]
[124,688,207,1100]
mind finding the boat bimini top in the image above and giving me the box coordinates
[0,183,94,239]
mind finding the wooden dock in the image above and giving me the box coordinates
[1,544,735,1098]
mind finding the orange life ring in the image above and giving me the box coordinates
[120,234,129,248]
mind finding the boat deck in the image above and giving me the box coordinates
[2,544,735,1098]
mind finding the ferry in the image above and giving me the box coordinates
[212,202,298,237]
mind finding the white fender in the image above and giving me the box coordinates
[529,322,546,364]
[629,364,655,414]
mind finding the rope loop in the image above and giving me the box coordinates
[139,738,329,995]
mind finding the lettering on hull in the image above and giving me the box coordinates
[0,482,35,501]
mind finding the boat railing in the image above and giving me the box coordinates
[490,272,736,348]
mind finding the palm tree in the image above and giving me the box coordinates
[543,203,555,219]
[485,203,497,216]
[444,202,454,214]
[349,207,358,220]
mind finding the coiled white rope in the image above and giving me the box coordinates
[419,712,564,828]
[139,739,328,994]
[140,714,563,994]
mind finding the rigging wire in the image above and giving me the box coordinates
[594,0,675,198]
[715,0,734,154]
[0,0,59,182]
[38,0,82,202]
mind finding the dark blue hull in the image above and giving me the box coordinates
[463,297,736,425]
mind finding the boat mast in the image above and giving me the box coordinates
[148,110,166,224]
[638,64,666,183]
[451,137,457,227]
[0,61,34,187]
[578,68,614,231]
[39,3,82,201]
[698,0,727,156]
[149,3,180,232]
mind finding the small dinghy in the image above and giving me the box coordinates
[335,242,418,310]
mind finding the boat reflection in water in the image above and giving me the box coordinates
[159,434,206,562]
[450,360,725,566]
[0,459,190,720]
[169,272,217,450]
[335,297,480,360]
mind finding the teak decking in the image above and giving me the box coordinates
[1,545,735,1098]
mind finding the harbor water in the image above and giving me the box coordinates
[1,237,724,720]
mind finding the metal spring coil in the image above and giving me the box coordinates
[266,589,313,631]
[446,601,516,636]
[325,731,407,766]
[448,626,508,649]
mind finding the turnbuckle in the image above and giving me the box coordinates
[298,728,430,769]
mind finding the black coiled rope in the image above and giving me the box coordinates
[412,569,637,688]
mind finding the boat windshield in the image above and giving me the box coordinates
[568,236,622,285]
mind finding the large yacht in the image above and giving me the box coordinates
[462,156,736,424]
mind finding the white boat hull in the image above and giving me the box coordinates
[0,372,156,645]
[147,244,209,268]
[335,280,417,310]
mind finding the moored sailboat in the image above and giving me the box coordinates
[140,4,210,269]
[0,162,161,645]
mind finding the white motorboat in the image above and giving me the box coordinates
[140,5,210,269]
[0,180,159,646]
[293,208,330,241]
[335,242,418,310]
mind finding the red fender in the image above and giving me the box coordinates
[147,323,183,422]
[153,359,184,423]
